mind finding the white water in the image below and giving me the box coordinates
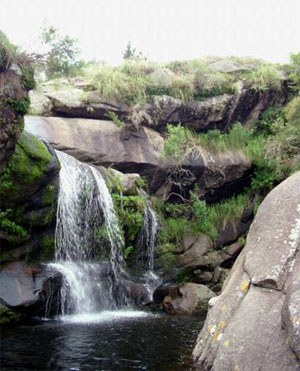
[60,310,157,324]
[51,151,129,315]
[140,202,162,300]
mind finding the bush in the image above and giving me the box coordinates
[190,191,251,240]
[247,64,283,91]
[264,95,300,179]
[0,30,17,72]
[92,63,148,105]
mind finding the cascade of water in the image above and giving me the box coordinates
[139,201,162,300]
[143,204,159,271]
[50,151,129,315]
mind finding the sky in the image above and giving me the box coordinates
[1,0,300,65]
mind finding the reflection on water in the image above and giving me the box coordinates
[1,312,203,370]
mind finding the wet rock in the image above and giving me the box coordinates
[192,171,300,371]
[153,283,179,303]
[0,262,61,314]
[0,261,38,307]
[0,131,59,263]
[163,282,216,315]
[106,168,141,193]
[127,281,151,305]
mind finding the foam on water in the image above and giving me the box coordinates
[59,310,156,324]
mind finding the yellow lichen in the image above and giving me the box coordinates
[219,320,226,328]
[212,320,226,344]
[292,316,299,324]
[223,340,230,347]
[241,280,250,293]
[212,329,220,344]
[221,305,227,311]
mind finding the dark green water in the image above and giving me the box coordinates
[0,311,203,370]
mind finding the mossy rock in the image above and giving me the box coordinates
[24,231,55,263]
[0,304,23,324]
[21,205,57,228]
[0,131,57,207]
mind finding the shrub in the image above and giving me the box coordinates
[0,30,17,72]
[264,95,300,179]
[162,124,189,160]
[92,63,148,105]
[190,191,251,240]
[105,111,123,127]
[247,64,283,91]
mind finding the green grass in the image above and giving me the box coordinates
[162,121,266,164]
[76,56,286,106]
[190,192,251,240]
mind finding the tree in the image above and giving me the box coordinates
[123,41,137,60]
[41,24,80,78]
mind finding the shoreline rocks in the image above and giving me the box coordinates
[192,172,300,371]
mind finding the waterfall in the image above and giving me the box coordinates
[49,151,130,315]
[142,204,159,271]
[139,201,162,300]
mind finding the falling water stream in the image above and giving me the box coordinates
[139,201,162,300]
[49,150,131,316]
[49,150,163,320]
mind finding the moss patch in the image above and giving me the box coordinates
[0,131,52,206]
[0,305,23,324]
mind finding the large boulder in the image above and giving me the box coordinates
[0,261,62,322]
[163,282,216,315]
[0,131,59,263]
[192,171,300,370]
[25,116,252,200]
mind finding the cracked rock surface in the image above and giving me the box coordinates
[192,171,300,371]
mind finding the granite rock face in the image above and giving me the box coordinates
[192,171,300,371]
[30,81,287,133]
[25,116,252,199]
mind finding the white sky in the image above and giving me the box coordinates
[1,0,299,65]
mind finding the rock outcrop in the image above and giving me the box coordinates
[29,80,287,133]
[0,130,59,264]
[192,171,300,370]
[131,82,287,132]
[25,116,252,200]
